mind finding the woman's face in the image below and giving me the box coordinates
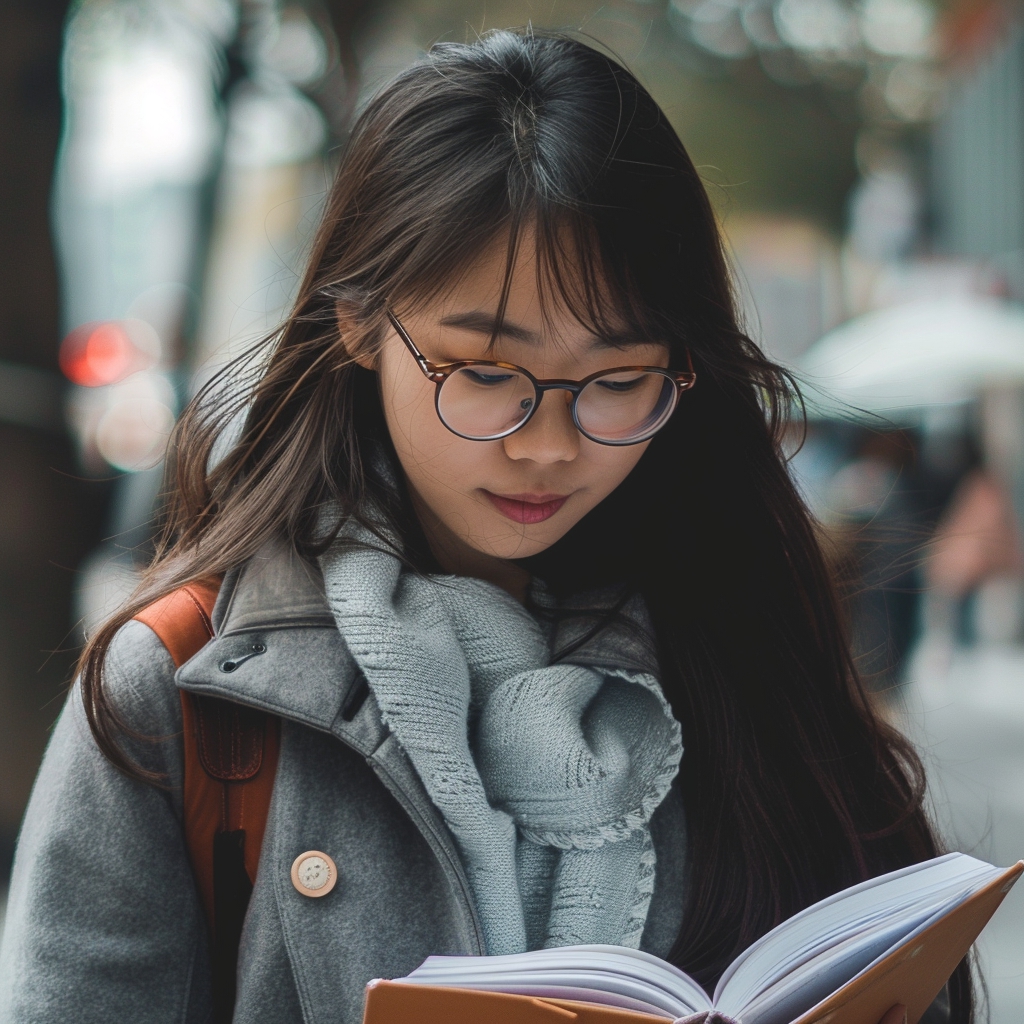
[362,235,668,585]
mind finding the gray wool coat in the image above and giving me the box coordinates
[0,539,688,1024]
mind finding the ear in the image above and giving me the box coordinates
[335,302,377,371]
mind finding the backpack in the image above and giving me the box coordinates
[134,581,279,1023]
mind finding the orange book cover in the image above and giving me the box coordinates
[364,983,671,1024]
[362,861,1022,1024]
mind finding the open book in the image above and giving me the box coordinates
[364,853,1022,1024]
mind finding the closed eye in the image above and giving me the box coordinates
[463,368,519,385]
[594,375,645,392]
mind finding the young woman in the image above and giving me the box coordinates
[0,30,965,1024]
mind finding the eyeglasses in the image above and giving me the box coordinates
[386,310,696,446]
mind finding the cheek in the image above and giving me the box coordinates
[378,358,488,481]
[581,443,650,504]
[378,356,443,452]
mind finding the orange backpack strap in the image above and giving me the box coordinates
[135,580,280,1022]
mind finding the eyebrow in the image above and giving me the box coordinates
[437,310,654,350]
[439,311,538,343]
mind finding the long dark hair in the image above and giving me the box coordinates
[80,29,971,1015]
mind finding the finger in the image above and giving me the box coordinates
[878,1004,908,1024]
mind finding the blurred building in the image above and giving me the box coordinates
[729,215,844,363]
[927,0,1024,641]
[933,8,1024,300]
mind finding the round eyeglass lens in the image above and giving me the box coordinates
[437,364,537,439]
[575,370,677,443]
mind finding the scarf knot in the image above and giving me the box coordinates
[320,523,682,955]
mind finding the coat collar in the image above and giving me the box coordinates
[176,534,377,751]
[213,535,336,636]
[176,533,661,730]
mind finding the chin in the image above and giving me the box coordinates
[491,540,556,560]
[473,526,567,561]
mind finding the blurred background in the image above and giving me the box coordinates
[2,0,1024,1015]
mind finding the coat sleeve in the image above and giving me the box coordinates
[0,619,211,1024]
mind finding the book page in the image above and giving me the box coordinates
[402,946,711,1017]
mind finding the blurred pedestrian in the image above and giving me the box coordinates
[924,470,1024,644]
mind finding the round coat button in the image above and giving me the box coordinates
[291,851,338,897]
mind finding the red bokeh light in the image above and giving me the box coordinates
[60,322,138,387]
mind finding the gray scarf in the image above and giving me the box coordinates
[319,523,682,955]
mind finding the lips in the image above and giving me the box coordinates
[483,491,569,525]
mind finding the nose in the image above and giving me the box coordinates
[502,388,580,464]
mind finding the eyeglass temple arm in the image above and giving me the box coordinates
[386,309,447,382]
[677,349,696,389]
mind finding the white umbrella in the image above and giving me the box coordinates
[797,296,1024,419]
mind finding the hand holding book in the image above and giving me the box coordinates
[877,1006,908,1024]
[364,853,1021,1024]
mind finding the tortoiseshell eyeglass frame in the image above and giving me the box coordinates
[385,309,697,447]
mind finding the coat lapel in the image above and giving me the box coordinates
[174,536,486,1006]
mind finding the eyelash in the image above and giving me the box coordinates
[465,370,518,384]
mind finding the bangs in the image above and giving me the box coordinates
[529,207,667,350]
[387,202,669,356]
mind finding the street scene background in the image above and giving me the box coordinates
[1,0,1023,1016]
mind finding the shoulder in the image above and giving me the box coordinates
[71,613,195,787]
[103,573,221,735]
[103,616,184,738]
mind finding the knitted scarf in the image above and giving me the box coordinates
[319,523,682,955]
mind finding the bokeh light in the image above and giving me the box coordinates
[93,371,176,472]
[59,318,160,387]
